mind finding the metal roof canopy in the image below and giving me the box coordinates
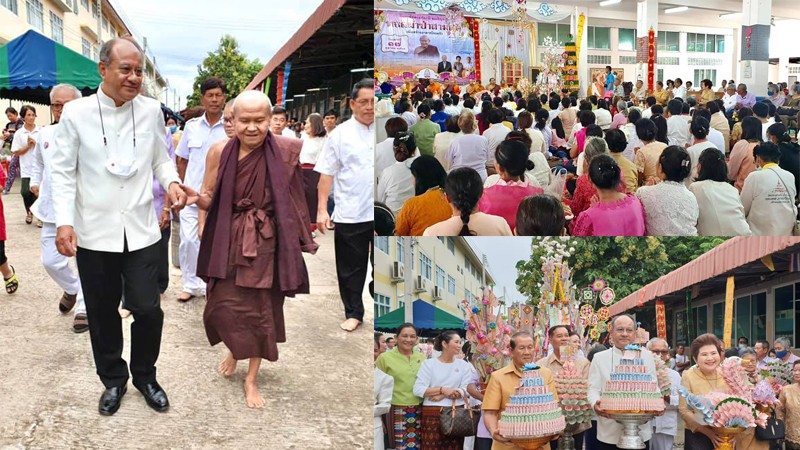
[245,0,372,100]
[610,237,800,315]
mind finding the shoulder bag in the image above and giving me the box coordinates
[439,392,481,437]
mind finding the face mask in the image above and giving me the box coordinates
[775,349,789,359]
[169,125,177,134]
[739,344,746,349]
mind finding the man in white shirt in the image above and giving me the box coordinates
[646,338,682,450]
[269,106,294,137]
[51,38,187,416]
[323,109,339,135]
[589,314,658,449]
[722,85,737,112]
[752,101,774,142]
[29,84,87,333]
[674,345,690,374]
[483,108,510,159]
[665,99,690,147]
[673,78,687,101]
[174,77,227,302]
[315,79,374,333]
[741,142,798,235]
[754,340,777,370]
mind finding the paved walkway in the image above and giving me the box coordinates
[0,185,373,449]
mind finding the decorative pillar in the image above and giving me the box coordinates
[740,0,771,97]
[572,7,589,98]
[636,0,658,91]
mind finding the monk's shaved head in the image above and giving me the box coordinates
[232,90,272,116]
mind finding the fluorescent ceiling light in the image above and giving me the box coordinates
[719,12,742,18]
[599,0,621,5]
[351,68,372,73]
[294,94,306,98]
[665,6,688,13]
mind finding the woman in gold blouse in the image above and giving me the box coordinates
[777,361,800,450]
[679,334,768,450]
[698,79,717,107]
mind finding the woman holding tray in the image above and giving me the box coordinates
[678,333,767,450]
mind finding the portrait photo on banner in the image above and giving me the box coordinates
[375,10,476,81]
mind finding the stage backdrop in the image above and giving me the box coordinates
[375,10,477,81]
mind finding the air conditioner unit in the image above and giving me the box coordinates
[414,275,427,293]
[391,262,404,282]
[432,286,442,301]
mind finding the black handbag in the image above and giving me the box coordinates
[755,416,785,441]
[439,395,481,437]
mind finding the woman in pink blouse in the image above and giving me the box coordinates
[572,154,647,236]
[728,116,762,192]
[610,100,628,130]
[478,138,543,230]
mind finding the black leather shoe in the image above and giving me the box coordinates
[98,385,127,416]
[135,382,169,412]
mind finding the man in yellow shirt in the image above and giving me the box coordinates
[483,331,558,450]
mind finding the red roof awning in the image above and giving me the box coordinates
[609,236,800,315]
[245,0,347,91]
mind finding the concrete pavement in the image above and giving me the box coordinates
[0,185,374,449]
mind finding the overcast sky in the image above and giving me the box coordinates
[464,237,534,307]
[117,0,323,109]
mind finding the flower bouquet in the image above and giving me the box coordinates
[752,380,780,414]
[760,361,793,396]
[460,288,512,386]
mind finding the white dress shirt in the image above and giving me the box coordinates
[377,157,416,215]
[666,116,690,148]
[685,140,720,187]
[375,367,394,450]
[483,123,510,159]
[641,107,653,119]
[723,93,737,111]
[315,117,375,223]
[51,86,181,252]
[11,125,40,178]
[762,118,775,142]
[653,368,682,436]
[690,180,752,236]
[741,166,798,236]
[588,346,657,445]
[175,113,226,191]
[375,137,396,182]
[433,131,461,171]
[594,108,612,130]
[673,86,687,100]
[29,124,58,223]
[281,127,296,138]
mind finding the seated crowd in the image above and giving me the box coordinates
[375,79,800,236]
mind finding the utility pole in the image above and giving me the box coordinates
[404,237,414,325]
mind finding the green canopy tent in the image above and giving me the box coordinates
[0,30,101,105]
[375,300,465,336]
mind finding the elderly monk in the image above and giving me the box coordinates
[185,90,317,409]
[483,331,559,450]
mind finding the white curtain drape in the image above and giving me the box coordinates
[479,22,531,85]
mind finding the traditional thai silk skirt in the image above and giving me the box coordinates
[421,405,464,450]
[390,405,422,449]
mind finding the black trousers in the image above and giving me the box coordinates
[333,221,373,321]
[21,177,35,212]
[551,431,585,450]
[157,225,170,294]
[76,240,163,388]
[596,440,649,450]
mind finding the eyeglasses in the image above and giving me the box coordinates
[51,103,65,110]
[353,98,374,107]
[651,350,669,355]
[613,328,635,335]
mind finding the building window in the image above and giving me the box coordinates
[447,275,456,295]
[465,257,472,275]
[657,31,680,52]
[375,237,389,254]
[774,283,799,345]
[712,302,724,339]
[419,252,432,280]
[618,28,636,51]
[587,26,610,50]
[102,16,108,31]
[693,305,707,338]
[465,289,472,302]
[657,69,664,83]
[374,293,391,318]
[82,38,90,57]
[395,237,405,264]
[537,23,570,46]
[437,237,445,245]
[26,0,43,32]
[447,237,455,254]
[687,33,724,53]
[733,292,767,344]
[92,45,98,62]
[675,310,687,345]
[435,266,446,289]
[50,11,63,43]
[1,0,18,15]
[80,0,87,9]
[91,0,98,18]
[693,69,717,89]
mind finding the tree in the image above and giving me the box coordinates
[187,35,263,108]
[516,237,730,305]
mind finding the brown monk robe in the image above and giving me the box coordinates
[195,92,317,408]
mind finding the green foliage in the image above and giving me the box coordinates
[187,35,263,108]
[515,237,730,305]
